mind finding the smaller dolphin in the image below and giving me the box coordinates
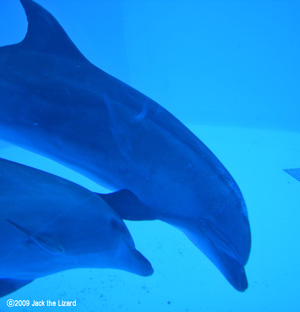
[0,158,153,297]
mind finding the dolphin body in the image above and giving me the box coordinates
[0,158,153,297]
[0,0,251,290]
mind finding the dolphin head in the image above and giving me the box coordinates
[168,172,251,291]
[106,216,154,276]
[66,198,153,277]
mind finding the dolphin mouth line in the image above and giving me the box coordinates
[203,219,247,265]
[167,216,247,266]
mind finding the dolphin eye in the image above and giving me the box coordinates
[110,218,125,233]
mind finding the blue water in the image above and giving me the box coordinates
[0,0,299,311]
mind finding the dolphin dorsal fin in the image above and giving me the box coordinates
[97,189,157,221]
[20,0,86,61]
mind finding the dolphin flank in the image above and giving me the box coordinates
[0,0,251,291]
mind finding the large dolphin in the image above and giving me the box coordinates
[0,158,153,297]
[0,0,251,290]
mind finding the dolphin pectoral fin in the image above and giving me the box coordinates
[97,189,157,220]
[6,218,64,255]
[30,235,65,256]
[0,279,34,298]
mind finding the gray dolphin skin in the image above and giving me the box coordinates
[0,158,153,297]
[0,0,251,290]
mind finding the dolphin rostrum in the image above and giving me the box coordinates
[0,158,153,297]
[0,0,251,290]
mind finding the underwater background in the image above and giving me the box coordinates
[0,0,299,311]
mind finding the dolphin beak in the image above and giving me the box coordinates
[125,247,154,277]
[183,219,249,291]
[113,239,154,277]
